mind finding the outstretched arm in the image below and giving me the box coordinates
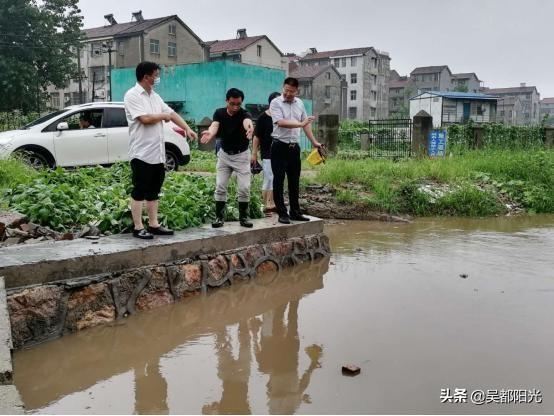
[200,121,220,144]
[169,112,198,140]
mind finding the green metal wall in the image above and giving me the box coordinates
[111,61,311,119]
[111,60,313,149]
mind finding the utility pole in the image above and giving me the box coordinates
[103,42,115,102]
[77,45,83,104]
[92,71,96,102]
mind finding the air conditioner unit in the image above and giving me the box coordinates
[96,89,105,98]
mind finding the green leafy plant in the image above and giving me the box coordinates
[2,163,264,233]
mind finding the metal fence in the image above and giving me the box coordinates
[367,118,413,158]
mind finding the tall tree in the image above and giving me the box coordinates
[0,0,83,112]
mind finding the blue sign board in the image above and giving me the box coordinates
[428,130,447,157]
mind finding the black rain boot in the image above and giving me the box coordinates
[239,202,253,228]
[212,201,226,228]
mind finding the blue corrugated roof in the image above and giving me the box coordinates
[410,91,499,100]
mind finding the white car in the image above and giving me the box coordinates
[0,102,191,171]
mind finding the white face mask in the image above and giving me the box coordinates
[153,77,161,87]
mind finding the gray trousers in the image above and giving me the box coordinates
[214,149,251,202]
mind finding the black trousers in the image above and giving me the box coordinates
[130,158,166,201]
[270,140,301,217]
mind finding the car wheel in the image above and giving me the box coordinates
[14,149,52,169]
[165,148,179,172]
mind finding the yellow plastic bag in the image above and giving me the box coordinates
[307,148,326,166]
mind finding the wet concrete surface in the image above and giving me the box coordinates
[12,215,554,414]
[0,215,323,289]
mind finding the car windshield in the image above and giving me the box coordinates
[21,110,66,130]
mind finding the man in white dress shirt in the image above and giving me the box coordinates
[270,77,321,224]
[124,61,198,239]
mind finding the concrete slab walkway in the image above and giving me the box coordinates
[0,216,323,289]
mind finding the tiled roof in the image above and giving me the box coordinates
[541,97,554,104]
[411,65,450,75]
[290,64,335,79]
[84,16,171,39]
[452,72,480,80]
[207,36,265,54]
[301,47,374,60]
[487,86,538,94]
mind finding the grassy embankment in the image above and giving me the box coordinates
[305,149,554,216]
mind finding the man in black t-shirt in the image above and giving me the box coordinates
[200,88,255,228]
[252,91,281,212]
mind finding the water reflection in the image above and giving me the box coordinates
[202,264,325,415]
[252,302,322,414]
[13,258,329,414]
[13,215,554,414]
[202,321,252,414]
[135,358,169,414]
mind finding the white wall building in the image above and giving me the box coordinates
[410,91,498,128]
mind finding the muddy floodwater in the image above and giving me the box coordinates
[12,215,554,414]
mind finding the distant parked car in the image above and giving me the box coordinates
[0,102,191,171]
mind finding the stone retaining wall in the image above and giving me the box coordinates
[6,234,330,349]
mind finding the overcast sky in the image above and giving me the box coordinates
[79,0,554,97]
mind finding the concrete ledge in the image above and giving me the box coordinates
[0,277,23,414]
[0,216,323,289]
[0,385,24,414]
[3,217,329,349]
[0,278,13,385]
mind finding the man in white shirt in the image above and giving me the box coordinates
[124,61,198,239]
[270,77,321,224]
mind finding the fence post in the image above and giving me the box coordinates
[412,111,433,157]
[317,114,339,154]
[360,133,370,151]
[197,117,215,152]
[473,126,484,149]
[544,127,554,148]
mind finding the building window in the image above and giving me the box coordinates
[371,74,377,84]
[326,72,331,80]
[150,39,160,55]
[334,58,340,67]
[341,58,346,67]
[371,107,376,117]
[350,73,357,84]
[90,66,105,82]
[351,57,357,66]
[348,106,357,119]
[90,43,102,57]
[71,92,82,105]
[372,57,377,68]
[257,45,262,57]
[169,24,177,35]
[371,91,377,100]
[50,93,60,109]
[118,41,125,56]
[350,90,356,100]
[64,93,71,106]
[325,86,331,98]
[168,41,177,57]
